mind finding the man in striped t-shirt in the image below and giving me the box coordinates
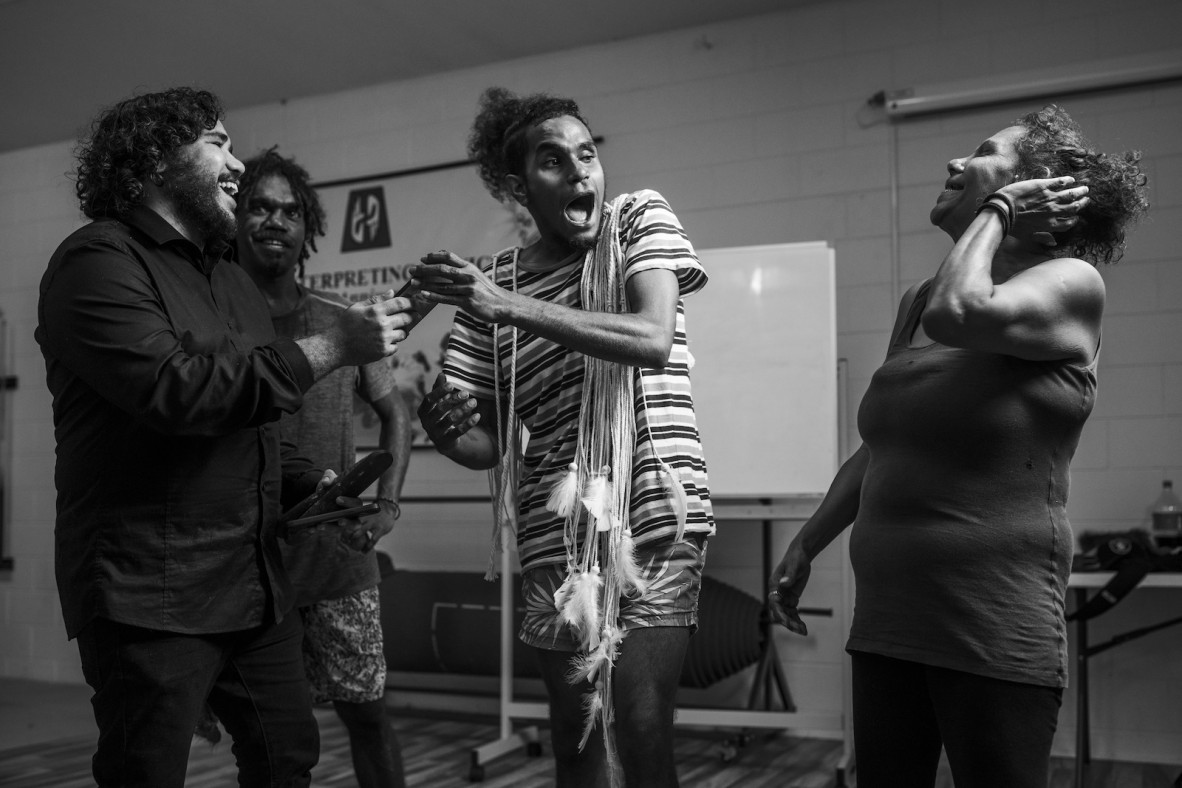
[412,88,714,788]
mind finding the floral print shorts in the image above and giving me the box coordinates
[519,534,707,652]
[300,586,386,704]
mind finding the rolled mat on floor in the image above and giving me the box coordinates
[376,558,764,688]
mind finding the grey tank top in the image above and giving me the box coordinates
[847,279,1096,687]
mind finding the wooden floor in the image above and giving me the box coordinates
[1,705,1178,788]
[0,708,846,788]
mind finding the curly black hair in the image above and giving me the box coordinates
[236,146,326,266]
[467,87,593,201]
[73,87,223,220]
[1012,105,1149,265]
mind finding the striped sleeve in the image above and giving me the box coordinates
[618,189,708,298]
[441,255,506,400]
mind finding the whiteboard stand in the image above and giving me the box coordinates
[466,527,544,782]
[746,514,797,714]
[708,499,846,765]
[740,505,842,714]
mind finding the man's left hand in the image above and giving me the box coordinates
[335,494,388,553]
[411,251,506,323]
[356,498,399,553]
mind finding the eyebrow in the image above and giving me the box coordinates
[535,138,596,156]
[248,195,301,210]
[203,129,233,154]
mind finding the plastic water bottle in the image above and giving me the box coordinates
[1151,479,1182,547]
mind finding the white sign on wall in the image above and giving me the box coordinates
[307,165,532,447]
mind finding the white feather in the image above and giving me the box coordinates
[659,460,689,542]
[581,472,610,525]
[617,529,648,598]
[559,567,602,651]
[578,684,604,750]
[546,463,580,516]
[567,644,608,685]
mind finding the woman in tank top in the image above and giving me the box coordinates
[767,105,1148,788]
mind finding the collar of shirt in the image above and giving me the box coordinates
[124,205,232,276]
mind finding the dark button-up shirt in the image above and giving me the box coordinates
[36,206,321,638]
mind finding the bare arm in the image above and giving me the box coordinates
[295,292,417,380]
[923,176,1103,362]
[412,252,680,368]
[767,444,868,635]
[767,280,929,635]
[355,387,413,551]
[371,388,412,502]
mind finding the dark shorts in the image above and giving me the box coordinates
[519,534,707,652]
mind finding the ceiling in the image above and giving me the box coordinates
[0,0,810,154]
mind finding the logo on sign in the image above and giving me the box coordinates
[340,187,392,252]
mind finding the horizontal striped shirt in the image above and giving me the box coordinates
[444,190,714,570]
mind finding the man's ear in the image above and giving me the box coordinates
[149,156,168,187]
[505,174,527,207]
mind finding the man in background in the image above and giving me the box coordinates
[36,87,414,788]
[236,147,411,788]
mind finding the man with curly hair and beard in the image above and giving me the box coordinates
[235,147,411,788]
[413,87,714,788]
[36,87,415,788]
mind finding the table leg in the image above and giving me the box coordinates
[1074,587,1089,788]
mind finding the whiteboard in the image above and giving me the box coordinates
[687,243,837,497]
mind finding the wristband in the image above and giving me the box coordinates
[975,198,1012,237]
[985,189,1018,223]
[375,497,401,520]
[981,190,1017,234]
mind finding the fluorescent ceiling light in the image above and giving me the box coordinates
[882,50,1182,119]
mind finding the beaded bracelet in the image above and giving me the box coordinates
[375,497,401,520]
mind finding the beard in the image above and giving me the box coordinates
[569,233,598,253]
[163,155,236,244]
[238,235,302,281]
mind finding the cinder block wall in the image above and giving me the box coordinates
[2,0,1179,763]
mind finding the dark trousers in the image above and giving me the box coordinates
[77,613,319,788]
[851,650,1062,788]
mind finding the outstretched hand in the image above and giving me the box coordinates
[410,251,506,323]
[767,542,812,636]
[332,290,416,366]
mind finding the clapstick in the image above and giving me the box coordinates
[277,450,393,539]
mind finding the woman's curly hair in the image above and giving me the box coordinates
[1012,105,1149,265]
[236,146,326,266]
[73,88,223,220]
[467,87,592,201]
